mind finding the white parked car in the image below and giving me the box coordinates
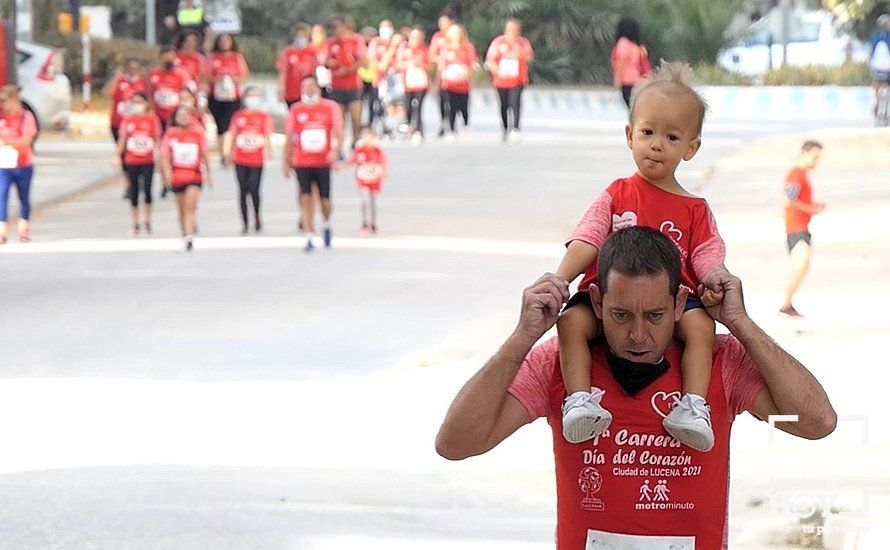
[718,9,870,76]
[16,40,72,131]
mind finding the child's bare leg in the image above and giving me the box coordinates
[557,302,599,394]
[662,306,716,452]
[557,299,612,443]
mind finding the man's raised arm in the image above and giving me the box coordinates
[435,274,568,460]
[700,274,837,440]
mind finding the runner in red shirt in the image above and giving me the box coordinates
[283,74,343,253]
[554,63,726,453]
[208,33,249,155]
[325,14,367,151]
[364,20,397,127]
[161,104,212,251]
[438,24,478,141]
[428,10,455,137]
[395,28,432,144]
[277,23,319,108]
[336,125,387,236]
[311,24,333,99]
[436,228,837,550]
[148,46,197,131]
[103,58,149,144]
[223,86,273,235]
[0,85,38,244]
[485,19,534,141]
[112,92,161,237]
[781,140,826,318]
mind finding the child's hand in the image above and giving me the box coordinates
[700,287,724,308]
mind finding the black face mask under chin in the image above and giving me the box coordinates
[605,349,670,396]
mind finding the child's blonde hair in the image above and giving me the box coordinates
[628,61,708,137]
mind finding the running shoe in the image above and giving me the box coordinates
[562,388,612,444]
[410,132,423,146]
[184,236,194,252]
[18,230,31,243]
[444,132,456,144]
[323,227,332,248]
[360,223,370,237]
[779,305,803,318]
[437,127,445,138]
[241,225,249,236]
[143,222,152,235]
[371,224,378,236]
[304,237,315,253]
[254,217,262,233]
[508,129,522,143]
[662,394,714,452]
[129,224,140,238]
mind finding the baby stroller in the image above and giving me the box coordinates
[376,72,408,140]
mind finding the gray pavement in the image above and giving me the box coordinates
[1,112,888,548]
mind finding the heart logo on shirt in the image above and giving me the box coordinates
[612,211,638,231]
[659,220,683,242]
[651,391,681,418]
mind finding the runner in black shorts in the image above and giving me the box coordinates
[296,167,331,200]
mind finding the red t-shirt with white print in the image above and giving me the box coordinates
[120,113,162,166]
[162,126,206,186]
[229,109,272,168]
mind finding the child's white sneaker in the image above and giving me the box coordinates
[662,393,714,452]
[562,388,612,444]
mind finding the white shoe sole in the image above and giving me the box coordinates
[563,410,613,444]
[663,420,714,452]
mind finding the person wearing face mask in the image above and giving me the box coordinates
[284,74,343,253]
[104,58,149,144]
[148,46,198,133]
[394,27,432,145]
[0,85,38,244]
[335,125,387,236]
[112,92,162,237]
[161,104,212,252]
[223,86,273,235]
[174,30,210,96]
[428,10,455,137]
[277,23,319,109]
[363,20,395,127]
[325,14,367,152]
[485,19,534,142]
[208,33,250,158]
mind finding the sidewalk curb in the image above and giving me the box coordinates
[22,173,124,223]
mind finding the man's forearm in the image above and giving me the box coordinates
[436,332,535,457]
[729,316,836,436]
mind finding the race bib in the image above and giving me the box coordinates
[316,66,333,87]
[154,89,179,108]
[0,145,19,169]
[300,128,327,153]
[586,529,695,549]
[443,63,470,83]
[235,132,263,151]
[405,66,429,89]
[126,136,154,155]
[357,163,382,182]
[171,141,199,167]
[498,58,520,78]
[214,75,237,101]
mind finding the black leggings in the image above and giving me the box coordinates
[235,164,262,226]
[438,88,450,128]
[124,163,154,207]
[446,90,469,131]
[406,90,427,135]
[362,81,380,125]
[496,85,524,131]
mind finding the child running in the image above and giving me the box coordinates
[113,91,162,236]
[555,61,727,452]
[222,86,272,234]
[337,126,387,235]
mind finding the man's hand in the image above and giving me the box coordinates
[513,273,569,344]
[697,270,748,331]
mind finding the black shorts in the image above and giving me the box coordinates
[296,167,331,198]
[171,182,203,193]
[787,231,812,252]
[330,88,361,106]
[564,289,703,312]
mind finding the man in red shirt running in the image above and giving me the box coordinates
[284,74,343,253]
[325,14,366,153]
[781,140,826,318]
[436,227,836,549]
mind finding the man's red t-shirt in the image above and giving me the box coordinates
[351,144,387,192]
[110,76,149,129]
[277,46,319,102]
[148,67,196,123]
[326,34,367,90]
[508,336,766,550]
[439,44,478,94]
[229,109,272,168]
[119,113,161,166]
[285,99,343,168]
[162,126,206,186]
[784,167,814,234]
[568,173,726,296]
[209,52,249,101]
[486,35,533,89]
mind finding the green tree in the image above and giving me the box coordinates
[637,0,742,67]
